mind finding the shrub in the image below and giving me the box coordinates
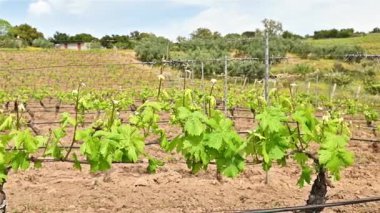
[0,37,25,48]
[32,38,54,48]
[365,84,380,95]
[291,63,314,76]
[135,36,170,62]
[88,41,102,49]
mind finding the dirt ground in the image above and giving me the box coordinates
[3,103,380,212]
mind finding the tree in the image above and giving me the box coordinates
[242,31,256,38]
[262,19,283,36]
[100,35,113,48]
[70,33,97,43]
[130,31,141,40]
[129,31,155,41]
[282,30,303,39]
[8,24,44,45]
[224,33,241,39]
[371,27,380,33]
[176,36,187,43]
[135,36,171,62]
[50,31,70,44]
[190,28,221,40]
[313,28,356,39]
[0,19,11,36]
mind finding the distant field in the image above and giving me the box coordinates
[308,33,380,54]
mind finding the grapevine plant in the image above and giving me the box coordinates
[247,102,354,208]
[161,89,246,178]
[0,76,373,212]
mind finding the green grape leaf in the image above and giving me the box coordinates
[297,166,312,187]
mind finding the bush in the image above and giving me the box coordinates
[365,84,380,95]
[0,37,24,48]
[324,72,353,86]
[291,64,314,76]
[313,28,355,39]
[32,38,54,48]
[135,36,170,62]
[229,61,265,80]
[289,42,364,60]
[88,41,102,49]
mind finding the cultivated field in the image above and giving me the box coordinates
[0,49,379,212]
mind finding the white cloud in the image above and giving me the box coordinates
[21,0,380,38]
[28,0,52,16]
[28,0,92,16]
[158,0,380,38]
[49,0,92,15]
[168,0,218,6]
[184,7,259,35]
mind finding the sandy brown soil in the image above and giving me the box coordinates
[3,102,380,212]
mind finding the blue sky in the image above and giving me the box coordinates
[1,0,380,39]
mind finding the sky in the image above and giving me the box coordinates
[0,0,380,40]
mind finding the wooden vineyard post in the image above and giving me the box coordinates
[224,56,228,115]
[315,74,320,107]
[264,30,270,184]
[330,83,337,101]
[355,86,361,100]
[264,31,270,104]
[201,61,205,94]
[242,76,248,89]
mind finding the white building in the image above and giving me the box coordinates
[55,42,90,50]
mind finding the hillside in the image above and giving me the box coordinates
[307,33,380,54]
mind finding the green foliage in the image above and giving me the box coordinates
[246,102,354,187]
[0,129,45,182]
[229,61,265,80]
[129,101,167,137]
[88,41,102,49]
[322,64,353,86]
[0,37,24,48]
[32,38,54,48]
[363,107,379,124]
[147,157,164,174]
[365,84,380,95]
[100,34,134,49]
[78,124,145,172]
[70,33,97,43]
[318,132,354,180]
[135,36,171,62]
[313,28,356,39]
[291,63,314,76]
[49,31,70,44]
[190,28,221,40]
[0,19,12,36]
[263,19,283,36]
[371,27,380,33]
[162,93,245,177]
[8,24,44,45]
[246,106,288,171]
[282,30,303,39]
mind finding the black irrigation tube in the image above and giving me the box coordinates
[236,196,380,213]
[350,137,380,143]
